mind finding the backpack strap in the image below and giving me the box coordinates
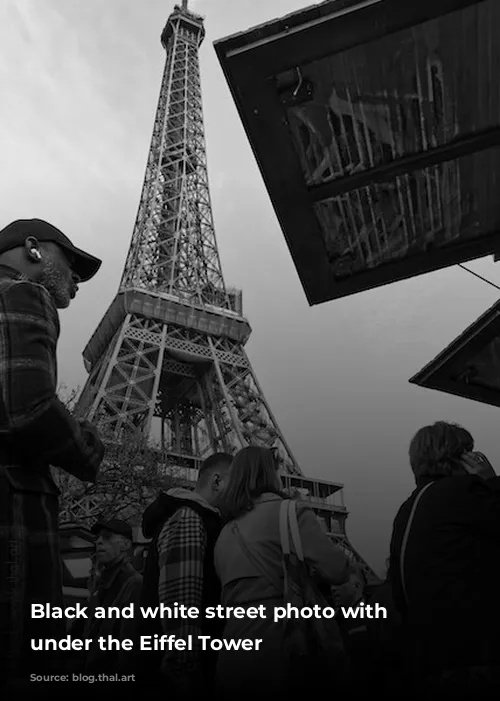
[279,499,291,556]
[400,482,435,603]
[287,500,304,561]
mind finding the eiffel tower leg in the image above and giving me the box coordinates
[197,369,233,454]
[208,337,246,448]
[84,315,168,435]
[205,335,302,475]
[197,371,223,452]
[144,324,168,436]
[81,316,131,426]
[76,326,122,420]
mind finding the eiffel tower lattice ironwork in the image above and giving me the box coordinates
[69,1,379,585]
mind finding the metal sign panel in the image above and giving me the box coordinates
[215,0,500,305]
[409,301,500,407]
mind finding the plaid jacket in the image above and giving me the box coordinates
[157,505,207,677]
[0,265,104,487]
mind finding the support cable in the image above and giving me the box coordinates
[458,263,500,293]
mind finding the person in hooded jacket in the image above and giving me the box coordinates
[138,452,232,698]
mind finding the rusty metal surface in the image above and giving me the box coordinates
[285,3,499,184]
[215,0,500,304]
[311,149,500,277]
[283,1,500,277]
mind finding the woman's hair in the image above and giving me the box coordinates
[218,445,285,520]
[409,421,474,481]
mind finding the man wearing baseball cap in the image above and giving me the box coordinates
[0,218,105,690]
[80,519,142,676]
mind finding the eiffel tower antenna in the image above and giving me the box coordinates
[72,3,380,585]
[182,0,188,10]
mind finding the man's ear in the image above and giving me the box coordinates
[24,236,42,262]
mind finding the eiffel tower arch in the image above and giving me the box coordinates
[71,1,379,585]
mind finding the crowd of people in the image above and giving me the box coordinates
[1,219,500,701]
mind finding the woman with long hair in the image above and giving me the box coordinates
[214,445,349,698]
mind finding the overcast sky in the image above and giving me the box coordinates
[2,0,500,575]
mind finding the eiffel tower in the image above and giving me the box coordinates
[71,1,379,585]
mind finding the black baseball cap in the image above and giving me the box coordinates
[91,519,133,541]
[0,218,102,282]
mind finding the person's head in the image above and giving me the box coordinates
[218,445,285,520]
[92,519,133,568]
[409,421,476,484]
[195,452,233,507]
[0,218,101,308]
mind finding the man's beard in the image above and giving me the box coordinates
[97,553,124,569]
[38,258,71,308]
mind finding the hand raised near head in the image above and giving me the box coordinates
[460,451,496,480]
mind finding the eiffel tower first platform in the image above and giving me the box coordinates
[74,1,379,585]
